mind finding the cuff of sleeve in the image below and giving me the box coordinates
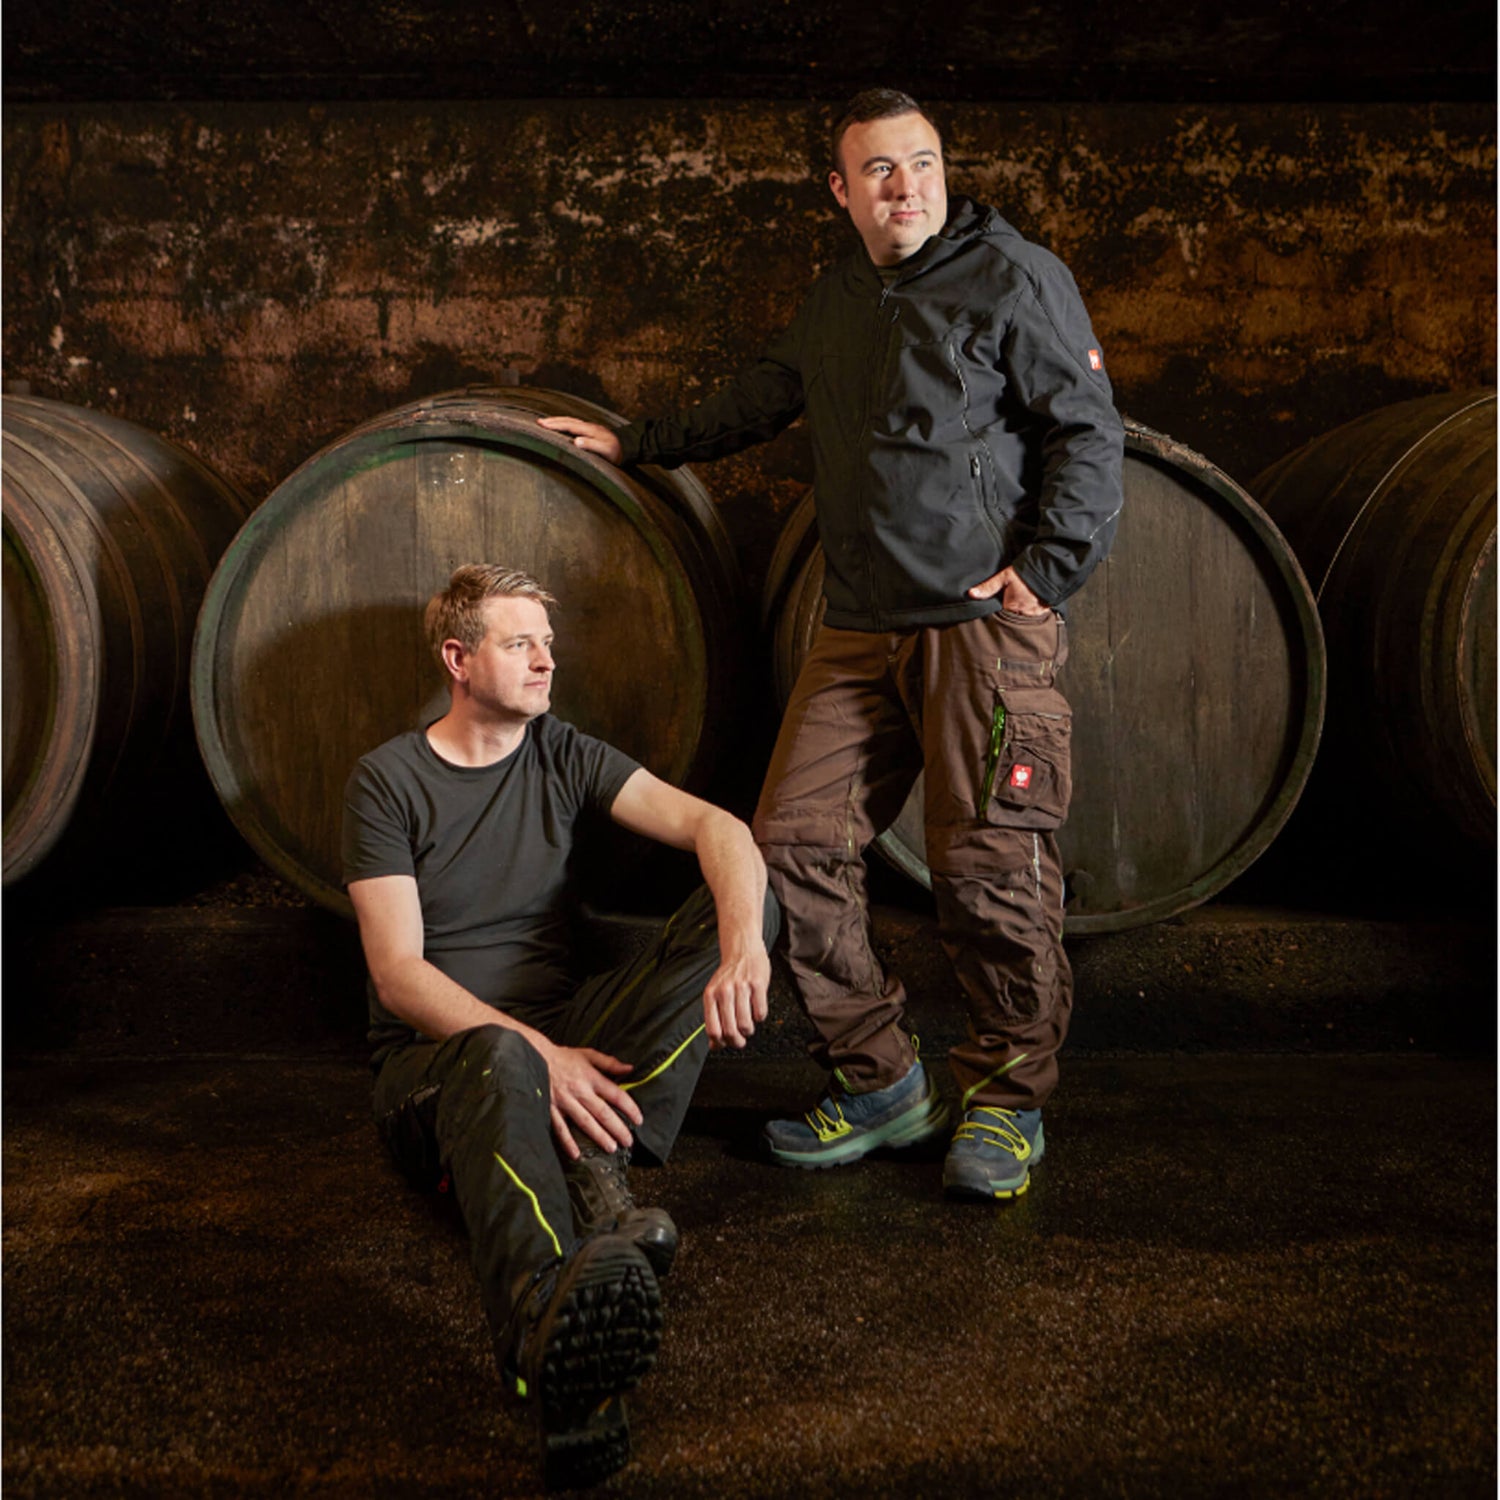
[1010,554,1058,607]
[616,422,647,466]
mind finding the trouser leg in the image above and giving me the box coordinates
[752,624,922,1092]
[373,1025,573,1345]
[539,883,781,1162]
[920,611,1075,1111]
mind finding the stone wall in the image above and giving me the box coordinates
[3,99,1494,586]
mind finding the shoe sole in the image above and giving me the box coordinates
[766,1095,952,1169]
[540,1394,632,1491]
[531,1238,663,1435]
[942,1128,1046,1201]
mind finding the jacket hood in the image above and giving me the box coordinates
[847,197,1013,286]
[941,195,1003,240]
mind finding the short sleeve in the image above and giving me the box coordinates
[342,756,416,886]
[543,718,641,818]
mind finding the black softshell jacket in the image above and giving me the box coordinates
[619,197,1126,629]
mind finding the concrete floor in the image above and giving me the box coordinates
[4,861,1495,1496]
[4,1046,1494,1497]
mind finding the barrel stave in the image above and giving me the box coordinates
[192,392,739,916]
[2,396,249,888]
[1254,390,1496,847]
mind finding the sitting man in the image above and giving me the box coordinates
[343,562,775,1488]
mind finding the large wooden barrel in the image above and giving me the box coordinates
[1253,390,1495,846]
[192,387,742,917]
[762,421,1327,934]
[3,396,251,886]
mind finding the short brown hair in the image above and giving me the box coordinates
[830,88,938,176]
[426,563,557,665]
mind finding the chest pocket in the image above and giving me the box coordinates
[884,318,996,439]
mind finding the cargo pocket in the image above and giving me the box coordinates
[982,686,1072,829]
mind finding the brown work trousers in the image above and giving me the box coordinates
[752,609,1072,1112]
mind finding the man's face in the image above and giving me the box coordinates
[829,111,947,267]
[455,595,555,722]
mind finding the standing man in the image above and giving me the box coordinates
[541,88,1123,1204]
[344,564,774,1487]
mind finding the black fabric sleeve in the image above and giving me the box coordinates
[549,720,642,818]
[617,311,808,469]
[1002,259,1126,606]
[342,758,416,886]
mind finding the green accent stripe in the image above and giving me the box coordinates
[961,1051,1030,1111]
[493,1151,562,1258]
[620,1024,706,1093]
[576,894,699,1038]
[979,701,1007,810]
[580,965,653,1046]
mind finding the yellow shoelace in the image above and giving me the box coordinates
[952,1107,1031,1159]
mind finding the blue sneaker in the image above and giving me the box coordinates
[943,1107,1045,1199]
[763,1059,951,1169]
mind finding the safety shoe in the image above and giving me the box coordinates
[565,1141,679,1279]
[942,1106,1045,1199]
[763,1058,950,1169]
[497,1231,663,1488]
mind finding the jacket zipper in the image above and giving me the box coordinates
[859,280,898,630]
[951,337,1007,556]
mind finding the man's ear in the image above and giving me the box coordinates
[828,169,849,209]
[440,638,468,683]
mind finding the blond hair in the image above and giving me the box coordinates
[426,564,557,665]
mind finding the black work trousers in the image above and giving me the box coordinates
[371,884,779,1354]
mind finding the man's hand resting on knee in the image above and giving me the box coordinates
[534,1038,644,1158]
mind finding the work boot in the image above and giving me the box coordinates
[942,1106,1045,1199]
[565,1140,679,1279]
[496,1231,663,1489]
[540,1393,632,1491]
[762,1058,950,1168]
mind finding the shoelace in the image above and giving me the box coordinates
[579,1145,635,1214]
[809,1042,927,1143]
[806,1100,851,1142]
[952,1107,1031,1158]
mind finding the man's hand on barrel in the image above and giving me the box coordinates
[538,415,624,465]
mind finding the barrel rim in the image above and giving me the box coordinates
[1,482,104,881]
[445,385,744,600]
[1253,387,1498,842]
[192,411,720,918]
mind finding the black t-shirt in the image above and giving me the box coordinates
[342,715,640,1050]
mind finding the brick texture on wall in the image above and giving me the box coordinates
[3,99,1493,587]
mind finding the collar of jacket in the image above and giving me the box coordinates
[842,196,1011,294]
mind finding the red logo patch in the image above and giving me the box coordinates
[1010,764,1033,790]
[1088,348,1103,371]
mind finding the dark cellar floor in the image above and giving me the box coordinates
[3,881,1495,1497]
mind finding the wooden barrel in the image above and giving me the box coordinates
[762,421,1327,934]
[192,387,743,917]
[3,396,251,885]
[1253,390,1495,846]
